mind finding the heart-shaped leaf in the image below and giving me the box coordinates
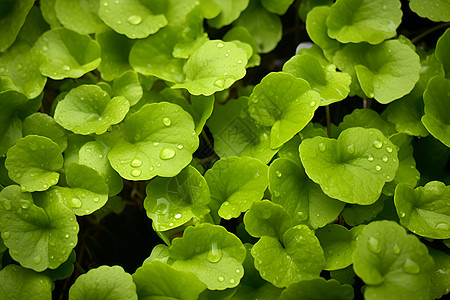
[409,0,450,22]
[279,278,354,300]
[111,70,142,106]
[23,113,68,152]
[0,0,34,52]
[207,0,250,28]
[55,0,106,34]
[0,265,52,300]
[435,28,450,78]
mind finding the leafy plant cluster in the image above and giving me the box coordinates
[0,0,449,299]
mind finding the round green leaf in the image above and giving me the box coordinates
[0,0,34,52]
[436,28,450,78]
[299,0,334,22]
[108,102,198,180]
[55,0,106,34]
[5,135,63,192]
[0,185,78,272]
[410,0,450,22]
[326,0,402,44]
[98,0,167,39]
[353,220,434,300]
[269,158,344,229]
[144,166,210,231]
[422,76,450,147]
[279,278,354,300]
[112,70,143,106]
[40,0,61,29]
[54,85,130,135]
[0,264,52,300]
[69,265,137,300]
[337,108,396,138]
[261,0,294,15]
[251,225,325,287]
[172,40,248,96]
[283,52,351,106]
[207,0,249,28]
[23,113,68,152]
[169,223,246,290]
[428,248,450,300]
[0,91,28,156]
[249,72,320,149]
[133,261,207,300]
[223,26,261,68]
[34,28,101,80]
[299,127,399,205]
[204,156,268,220]
[394,181,450,239]
[342,196,385,226]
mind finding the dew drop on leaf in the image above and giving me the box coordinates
[130,158,142,167]
[318,142,326,152]
[153,142,159,147]
[402,258,420,274]
[229,278,236,284]
[127,15,142,25]
[434,223,450,230]
[309,100,316,107]
[177,144,183,150]
[93,197,99,203]
[2,200,12,210]
[156,198,170,214]
[160,147,176,160]
[1,231,10,240]
[62,65,70,71]
[373,140,383,149]
[375,165,382,171]
[367,236,381,254]
[162,117,171,126]
[33,255,42,264]
[174,213,182,219]
[19,200,30,209]
[214,79,224,88]
[207,242,223,263]
[392,243,401,255]
[217,42,224,48]
[69,198,82,208]
[275,170,282,177]
[382,156,389,162]
[218,276,225,282]
[223,201,229,206]
[131,169,142,177]
[65,233,70,238]
[347,144,355,154]
[235,269,240,273]
[272,190,280,197]
[103,2,108,6]
[386,146,393,153]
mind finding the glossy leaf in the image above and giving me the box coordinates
[342,196,385,226]
[144,166,210,231]
[55,0,106,34]
[395,181,450,239]
[0,0,34,52]
[23,113,68,152]
[428,248,450,300]
[34,28,101,80]
[98,0,167,39]
[133,261,206,300]
[69,265,137,300]
[353,220,434,300]
[0,264,52,300]
[204,156,268,220]
[54,85,129,135]
[223,26,261,68]
[207,0,249,28]
[248,72,320,149]
[279,278,354,300]
[326,0,402,44]
[251,225,325,287]
[112,71,143,106]
[5,135,63,192]
[436,28,450,78]
[269,157,344,229]
[0,185,78,272]
[173,40,248,96]
[409,0,450,22]
[299,0,334,22]
[108,102,198,180]
[261,0,294,15]
[337,108,396,138]
[299,127,399,205]
[169,223,246,290]
[422,76,450,147]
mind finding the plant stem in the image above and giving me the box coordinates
[411,22,450,44]
[325,105,332,137]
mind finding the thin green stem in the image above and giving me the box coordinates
[411,22,450,44]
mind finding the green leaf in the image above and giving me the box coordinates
[96,29,134,81]
[316,224,363,270]
[261,0,294,15]
[394,181,450,239]
[0,185,78,272]
[54,84,130,135]
[78,141,123,197]
[69,265,137,300]
[43,250,76,281]
[330,265,356,286]
[0,91,28,156]
[169,223,246,290]
[279,278,354,300]
[337,109,396,138]
[251,225,325,287]
[204,156,268,220]
[223,26,261,68]
[422,76,450,147]
[55,0,106,34]
[342,196,385,226]
[333,39,421,103]
[277,135,302,165]
[269,157,344,229]
[55,163,109,216]
[5,135,63,192]
[283,52,351,106]
[234,0,282,53]
[98,0,167,39]
[40,0,61,29]
[436,28,450,78]
[108,102,198,180]
[326,0,402,44]
[409,0,450,22]
[248,72,320,149]
[299,127,399,205]
[144,166,210,231]
[23,113,68,152]
[112,71,143,106]
[0,264,52,300]
[353,220,434,300]
[0,0,34,52]
[133,261,207,300]
[34,28,101,80]
[243,200,292,239]
[428,248,450,300]
[143,244,170,264]
[207,0,249,28]
[129,26,186,83]
[173,40,248,96]
[299,0,334,22]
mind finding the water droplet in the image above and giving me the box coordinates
[130,158,142,167]
[382,5,387,9]
[103,2,109,6]
[62,65,70,71]
[375,165,382,171]
[85,209,90,214]
[176,144,184,150]
[2,200,12,210]
[217,42,224,48]
[347,144,355,154]
[235,269,240,273]
[131,169,141,177]
[373,140,383,149]
[435,223,450,230]
[42,45,48,51]
[93,197,99,203]
[275,170,282,177]
[115,0,119,3]
[229,278,236,284]
[402,258,420,274]
[33,255,42,264]
[153,142,159,146]
[214,79,224,88]
[382,156,388,162]
[1,231,10,240]
[43,184,48,189]
[116,20,122,24]
[251,96,258,103]
[20,200,30,209]
[400,211,406,218]
[368,236,381,254]
[386,146,393,153]
[65,233,70,238]
[174,213,182,219]
[223,201,229,206]
[69,198,82,208]
[273,190,280,197]
[127,15,142,25]
[162,117,171,126]
[225,53,229,57]
[237,60,243,64]
[156,198,170,214]
[207,242,223,263]
[69,242,75,247]
[169,222,174,226]
[218,276,225,282]
[392,243,400,255]
[318,142,326,152]
[160,147,176,160]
